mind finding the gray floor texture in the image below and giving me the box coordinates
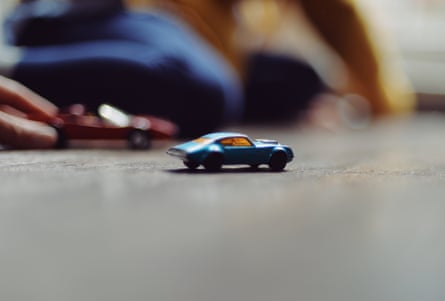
[1,115,445,301]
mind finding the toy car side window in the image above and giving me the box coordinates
[220,138,233,146]
[232,137,253,147]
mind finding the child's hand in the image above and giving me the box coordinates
[0,76,58,149]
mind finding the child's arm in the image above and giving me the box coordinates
[299,0,415,115]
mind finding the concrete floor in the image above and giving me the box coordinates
[1,115,445,301]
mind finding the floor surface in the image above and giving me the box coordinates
[1,115,445,301]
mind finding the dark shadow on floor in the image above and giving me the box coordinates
[166,166,289,174]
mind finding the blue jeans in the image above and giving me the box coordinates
[8,10,325,136]
[11,11,242,137]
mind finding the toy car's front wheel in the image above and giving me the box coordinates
[203,152,223,171]
[269,151,287,171]
[128,130,151,150]
[184,160,199,170]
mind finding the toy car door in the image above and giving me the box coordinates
[218,137,261,165]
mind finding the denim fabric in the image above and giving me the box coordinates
[11,11,242,137]
[244,52,326,122]
[8,10,325,136]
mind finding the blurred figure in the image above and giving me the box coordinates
[146,0,415,119]
[3,0,243,137]
[0,0,415,147]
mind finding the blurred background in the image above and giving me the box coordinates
[370,0,445,110]
[231,0,445,109]
[1,0,445,111]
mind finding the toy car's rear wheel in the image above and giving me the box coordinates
[128,130,151,150]
[269,151,287,171]
[203,152,223,171]
[184,160,199,170]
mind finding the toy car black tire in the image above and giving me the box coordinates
[184,160,199,170]
[269,151,287,171]
[128,130,151,150]
[203,152,223,171]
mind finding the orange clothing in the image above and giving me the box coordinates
[126,0,415,116]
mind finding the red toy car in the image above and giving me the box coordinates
[28,104,178,149]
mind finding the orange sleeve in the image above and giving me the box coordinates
[145,0,242,75]
[298,0,415,115]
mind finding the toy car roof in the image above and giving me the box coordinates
[201,132,249,140]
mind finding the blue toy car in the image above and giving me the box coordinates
[167,132,294,171]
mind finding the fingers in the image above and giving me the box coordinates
[0,111,57,149]
[0,77,59,148]
[0,76,58,117]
